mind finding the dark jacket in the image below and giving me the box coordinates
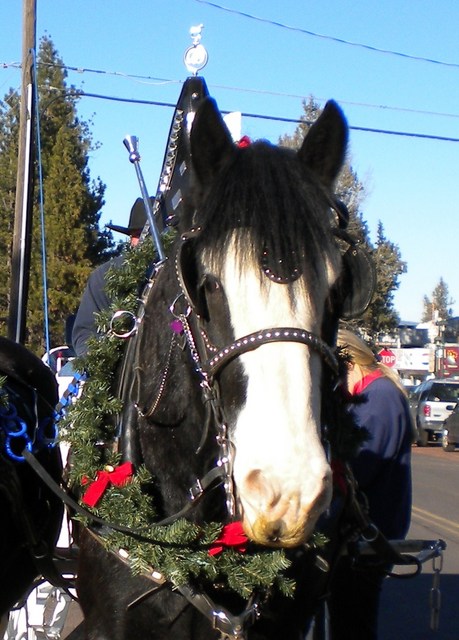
[72,255,124,357]
[349,376,412,539]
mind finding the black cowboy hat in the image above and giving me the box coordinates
[106,197,153,235]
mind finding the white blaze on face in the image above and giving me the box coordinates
[204,236,340,547]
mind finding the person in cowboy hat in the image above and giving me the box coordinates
[104,197,149,239]
[71,198,150,357]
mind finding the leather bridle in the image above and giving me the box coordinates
[173,228,340,381]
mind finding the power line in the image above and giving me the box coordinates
[194,0,459,69]
[3,60,459,121]
[3,63,459,141]
[80,91,459,143]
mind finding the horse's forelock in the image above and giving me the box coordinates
[192,141,338,287]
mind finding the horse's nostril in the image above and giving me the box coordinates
[267,521,284,543]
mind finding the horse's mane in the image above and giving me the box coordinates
[190,140,337,285]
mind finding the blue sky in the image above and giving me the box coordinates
[1,0,458,322]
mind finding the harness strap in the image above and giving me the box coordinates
[23,449,226,537]
[344,464,424,571]
[176,584,260,640]
[153,465,227,525]
[86,526,260,640]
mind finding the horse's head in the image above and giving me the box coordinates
[135,96,367,548]
[183,98,351,546]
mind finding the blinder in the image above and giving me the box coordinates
[333,227,376,319]
[327,197,375,319]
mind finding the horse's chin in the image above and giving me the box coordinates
[242,516,317,548]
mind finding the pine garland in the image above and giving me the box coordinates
[0,376,7,407]
[61,234,319,599]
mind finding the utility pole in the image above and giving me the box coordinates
[8,0,36,343]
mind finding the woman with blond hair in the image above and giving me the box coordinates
[327,328,413,640]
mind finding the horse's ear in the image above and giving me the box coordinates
[297,100,348,188]
[190,97,235,186]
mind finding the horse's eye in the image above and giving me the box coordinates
[203,275,221,294]
[197,275,225,322]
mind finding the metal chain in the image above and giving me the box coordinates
[138,334,177,418]
[429,552,443,631]
[179,312,208,381]
[201,379,237,519]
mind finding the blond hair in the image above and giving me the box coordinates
[337,328,407,396]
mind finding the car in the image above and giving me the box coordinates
[442,402,459,452]
[409,378,459,446]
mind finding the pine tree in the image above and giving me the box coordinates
[279,96,406,335]
[279,97,371,246]
[0,36,115,352]
[362,221,406,332]
[421,278,454,322]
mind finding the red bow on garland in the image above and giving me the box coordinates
[208,521,249,556]
[82,462,134,507]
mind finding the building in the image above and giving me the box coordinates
[375,317,459,383]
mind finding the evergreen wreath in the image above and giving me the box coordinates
[60,234,348,600]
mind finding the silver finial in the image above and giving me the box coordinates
[184,24,208,75]
[123,135,140,163]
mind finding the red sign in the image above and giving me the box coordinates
[378,348,396,368]
[441,346,459,377]
[445,347,459,370]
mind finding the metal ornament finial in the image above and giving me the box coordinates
[184,24,208,75]
[123,135,140,163]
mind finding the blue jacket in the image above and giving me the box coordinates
[349,376,412,540]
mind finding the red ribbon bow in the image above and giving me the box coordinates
[82,462,134,507]
[209,521,248,556]
[237,135,251,148]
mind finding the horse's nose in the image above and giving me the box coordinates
[244,469,281,509]
[240,468,331,547]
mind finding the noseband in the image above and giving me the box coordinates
[206,327,338,378]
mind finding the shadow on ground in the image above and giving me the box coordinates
[379,573,459,639]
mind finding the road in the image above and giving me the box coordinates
[379,445,459,640]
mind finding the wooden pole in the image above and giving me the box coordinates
[8,0,36,343]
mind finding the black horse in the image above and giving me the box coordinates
[76,96,371,639]
[0,337,63,617]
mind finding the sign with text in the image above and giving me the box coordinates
[378,348,396,367]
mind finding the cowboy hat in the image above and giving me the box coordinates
[106,197,153,235]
